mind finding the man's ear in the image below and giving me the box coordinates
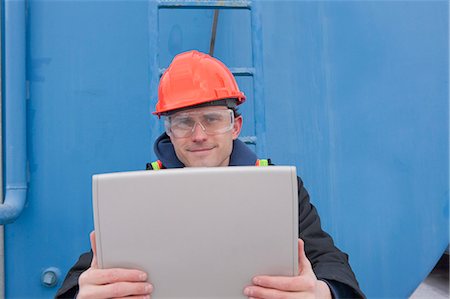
[232,116,243,140]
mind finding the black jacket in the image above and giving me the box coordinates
[56,134,365,298]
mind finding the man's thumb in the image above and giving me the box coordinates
[298,238,312,274]
[90,231,98,268]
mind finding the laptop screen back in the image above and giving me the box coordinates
[93,166,298,299]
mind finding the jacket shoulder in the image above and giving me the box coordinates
[55,251,93,298]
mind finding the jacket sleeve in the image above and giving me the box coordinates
[55,251,93,299]
[298,176,365,299]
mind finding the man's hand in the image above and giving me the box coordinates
[77,231,154,299]
[243,239,332,299]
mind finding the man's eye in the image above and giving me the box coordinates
[175,118,194,127]
[204,115,222,123]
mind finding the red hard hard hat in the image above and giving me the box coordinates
[153,50,246,116]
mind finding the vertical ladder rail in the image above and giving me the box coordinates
[250,1,266,157]
[148,1,161,162]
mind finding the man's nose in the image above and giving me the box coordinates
[191,122,208,141]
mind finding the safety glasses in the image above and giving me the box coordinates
[164,109,235,138]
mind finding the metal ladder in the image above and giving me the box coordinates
[148,0,266,157]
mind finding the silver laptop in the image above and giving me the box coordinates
[93,166,298,299]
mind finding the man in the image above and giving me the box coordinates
[56,50,365,298]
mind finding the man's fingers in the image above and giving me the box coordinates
[80,282,152,299]
[244,285,303,299]
[81,232,152,299]
[79,268,148,285]
[250,274,316,292]
[99,282,152,298]
[298,239,313,274]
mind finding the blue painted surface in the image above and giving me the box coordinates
[261,2,448,297]
[1,0,27,224]
[3,1,448,298]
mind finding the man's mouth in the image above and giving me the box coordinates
[187,147,215,153]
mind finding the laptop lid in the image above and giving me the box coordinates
[93,166,298,299]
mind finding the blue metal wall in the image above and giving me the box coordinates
[3,1,448,298]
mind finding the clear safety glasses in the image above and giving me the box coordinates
[164,109,235,138]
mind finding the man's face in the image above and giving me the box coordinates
[166,106,243,167]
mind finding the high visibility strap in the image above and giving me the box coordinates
[256,159,269,166]
[150,160,163,170]
[149,159,267,169]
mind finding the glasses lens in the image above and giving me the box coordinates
[165,109,234,138]
[200,111,232,133]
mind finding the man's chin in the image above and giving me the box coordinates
[187,160,217,167]
[185,156,227,167]
[184,151,217,167]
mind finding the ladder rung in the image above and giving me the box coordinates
[230,67,254,76]
[239,136,257,145]
[158,0,251,9]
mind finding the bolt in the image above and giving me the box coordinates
[41,267,60,288]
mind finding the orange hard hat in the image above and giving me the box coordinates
[153,50,246,116]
